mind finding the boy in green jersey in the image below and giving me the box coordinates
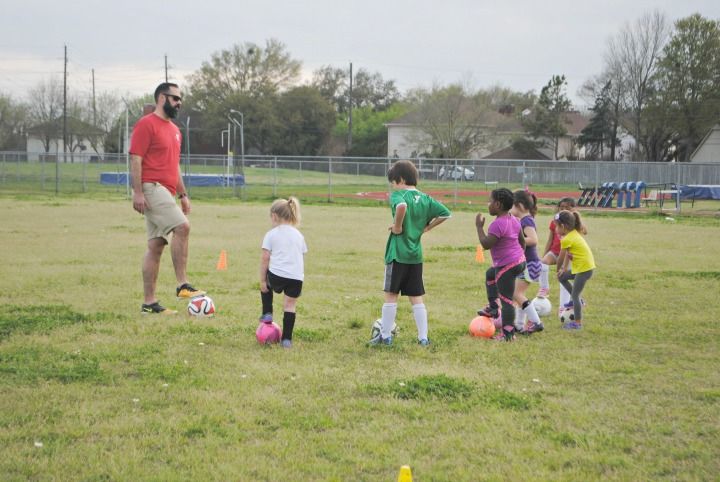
[369,160,451,346]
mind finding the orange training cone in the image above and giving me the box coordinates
[475,244,485,263]
[216,249,227,270]
[398,465,413,482]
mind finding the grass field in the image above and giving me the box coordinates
[1,196,719,480]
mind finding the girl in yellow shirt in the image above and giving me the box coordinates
[556,210,595,330]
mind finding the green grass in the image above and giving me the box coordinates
[0,197,719,480]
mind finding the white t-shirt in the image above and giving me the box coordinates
[261,224,308,281]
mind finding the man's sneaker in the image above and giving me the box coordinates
[418,338,430,347]
[141,301,177,315]
[281,339,292,349]
[176,283,206,299]
[523,321,545,334]
[368,334,393,346]
[562,321,583,330]
[477,304,499,318]
[259,313,273,323]
[536,287,550,298]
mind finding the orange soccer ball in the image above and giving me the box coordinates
[469,315,496,338]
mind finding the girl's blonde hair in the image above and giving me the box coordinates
[270,196,301,225]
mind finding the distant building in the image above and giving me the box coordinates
[690,124,720,163]
[26,117,106,161]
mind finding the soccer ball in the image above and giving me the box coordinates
[256,321,282,344]
[559,308,575,324]
[187,295,215,317]
[532,297,552,317]
[370,319,398,339]
[469,315,495,338]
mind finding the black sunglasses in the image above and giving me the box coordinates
[163,93,182,102]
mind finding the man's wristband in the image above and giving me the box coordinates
[177,192,188,199]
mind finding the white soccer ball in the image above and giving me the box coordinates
[532,297,552,317]
[370,318,398,339]
[559,307,575,324]
[187,295,216,317]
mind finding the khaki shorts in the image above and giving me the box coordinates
[142,182,187,242]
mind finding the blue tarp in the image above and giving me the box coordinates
[100,172,245,187]
[679,185,720,201]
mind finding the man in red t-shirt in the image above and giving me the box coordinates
[130,82,205,314]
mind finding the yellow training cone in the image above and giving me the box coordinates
[398,465,413,482]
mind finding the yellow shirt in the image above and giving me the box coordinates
[560,230,595,273]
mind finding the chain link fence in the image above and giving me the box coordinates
[2,151,719,208]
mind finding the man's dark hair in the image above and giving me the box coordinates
[154,82,179,102]
[387,160,419,186]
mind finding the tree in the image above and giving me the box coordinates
[577,81,620,160]
[273,86,336,155]
[332,103,410,157]
[658,14,720,161]
[27,78,64,152]
[311,66,400,113]
[188,39,302,108]
[523,75,572,159]
[605,9,670,159]
[0,93,28,150]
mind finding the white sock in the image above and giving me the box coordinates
[412,303,428,341]
[559,285,572,307]
[539,263,550,291]
[523,300,543,326]
[514,305,526,331]
[381,303,397,338]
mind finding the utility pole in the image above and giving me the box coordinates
[164,54,168,82]
[62,45,68,159]
[347,62,353,151]
[91,68,97,127]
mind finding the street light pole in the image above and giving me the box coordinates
[228,110,244,199]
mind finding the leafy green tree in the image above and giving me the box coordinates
[577,81,620,160]
[658,14,720,161]
[0,93,28,150]
[523,75,572,159]
[273,86,336,155]
[188,39,301,107]
[333,103,410,157]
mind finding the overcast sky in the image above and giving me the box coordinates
[1,0,719,107]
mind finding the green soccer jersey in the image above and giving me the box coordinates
[384,188,451,264]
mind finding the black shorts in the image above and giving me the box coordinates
[383,261,425,296]
[267,271,303,298]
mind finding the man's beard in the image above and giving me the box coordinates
[163,100,180,119]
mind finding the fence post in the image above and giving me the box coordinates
[328,157,333,203]
[273,156,277,198]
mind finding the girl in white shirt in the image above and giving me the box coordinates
[259,197,307,348]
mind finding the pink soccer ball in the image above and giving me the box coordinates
[256,321,282,344]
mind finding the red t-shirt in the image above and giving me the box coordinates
[129,113,182,195]
[549,219,562,255]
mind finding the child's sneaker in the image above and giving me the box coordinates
[536,287,550,298]
[523,321,545,334]
[562,299,586,310]
[493,326,516,342]
[141,301,177,315]
[477,304,499,318]
[281,339,292,349]
[418,338,430,347]
[176,283,206,299]
[259,313,273,323]
[562,321,583,330]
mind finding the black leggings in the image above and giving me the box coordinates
[485,261,526,332]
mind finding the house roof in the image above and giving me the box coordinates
[690,124,720,161]
[563,111,590,136]
[483,145,551,160]
[27,117,106,136]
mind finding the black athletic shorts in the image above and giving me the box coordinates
[383,261,425,296]
[267,271,303,298]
